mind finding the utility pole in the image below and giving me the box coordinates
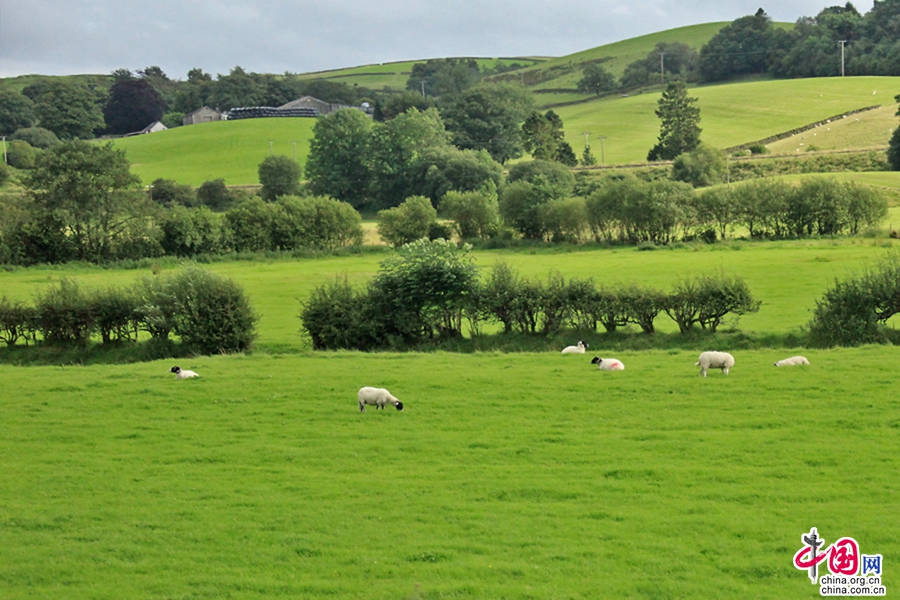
[1,136,6,164]
[292,141,297,161]
[268,140,274,156]
[421,81,426,98]
[659,53,665,85]
[582,131,590,150]
[839,40,847,77]
[599,135,607,164]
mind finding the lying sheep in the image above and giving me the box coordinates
[562,340,589,354]
[358,387,404,412]
[590,356,625,371]
[695,351,734,377]
[170,366,199,379]
[774,355,810,367]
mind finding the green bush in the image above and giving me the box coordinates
[197,179,235,211]
[91,286,140,344]
[10,127,59,149]
[134,275,178,342]
[280,195,363,249]
[440,186,500,239]
[258,155,302,201]
[619,285,666,334]
[0,296,36,347]
[226,197,276,252]
[151,178,197,207]
[542,196,589,243]
[6,140,37,170]
[34,278,94,346]
[301,275,370,350]
[671,144,725,188]
[169,267,258,354]
[377,196,437,247]
[481,261,521,333]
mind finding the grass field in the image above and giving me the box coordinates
[1,347,897,599]
[111,118,317,187]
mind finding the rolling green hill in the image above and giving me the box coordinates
[112,118,317,187]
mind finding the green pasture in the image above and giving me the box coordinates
[111,118,316,187]
[554,76,900,164]
[1,347,896,599]
[766,103,896,154]
[0,239,898,352]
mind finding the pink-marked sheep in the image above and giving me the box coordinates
[590,356,625,371]
[170,366,199,379]
[562,340,588,354]
[358,387,404,412]
[774,356,810,367]
[695,351,734,377]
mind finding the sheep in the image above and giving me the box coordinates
[695,351,735,377]
[358,387,404,412]
[774,356,810,367]
[590,356,625,371]
[170,365,199,379]
[561,340,589,354]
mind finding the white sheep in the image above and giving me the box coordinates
[170,365,199,379]
[561,340,589,354]
[774,355,810,367]
[358,387,404,412]
[695,351,735,377]
[590,356,625,371]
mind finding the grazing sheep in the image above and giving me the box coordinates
[590,356,625,371]
[695,351,735,377]
[774,356,810,367]
[562,340,589,354]
[170,366,199,379]
[358,387,404,412]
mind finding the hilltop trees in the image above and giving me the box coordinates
[576,63,617,95]
[648,81,701,161]
[0,91,36,135]
[32,81,104,140]
[699,9,776,82]
[103,78,167,134]
[305,108,374,209]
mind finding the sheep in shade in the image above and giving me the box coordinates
[562,340,589,354]
[774,356,810,367]
[695,351,734,377]
[590,356,625,371]
[358,387,404,412]
[170,366,199,379]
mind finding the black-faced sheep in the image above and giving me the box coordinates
[695,351,734,377]
[358,387,404,412]
[774,356,810,367]
[590,356,625,371]
[562,341,588,354]
[170,366,199,379]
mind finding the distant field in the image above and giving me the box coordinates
[554,76,900,164]
[111,118,316,187]
[766,103,896,154]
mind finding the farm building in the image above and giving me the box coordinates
[183,106,225,125]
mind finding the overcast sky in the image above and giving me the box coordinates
[0,1,877,80]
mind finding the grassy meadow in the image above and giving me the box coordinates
[1,347,897,599]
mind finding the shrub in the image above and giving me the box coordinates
[301,275,370,350]
[0,296,36,346]
[506,159,575,196]
[499,179,556,240]
[134,274,178,342]
[619,285,666,334]
[542,196,589,243]
[592,287,629,333]
[10,127,59,149]
[440,186,500,239]
[6,140,37,170]
[197,179,235,211]
[161,112,184,129]
[169,267,258,354]
[377,196,437,247]
[258,155,303,201]
[481,261,520,333]
[160,206,224,256]
[671,144,725,187]
[0,161,8,187]
[151,178,197,207]
[279,195,363,249]
[34,278,94,346]
[226,197,276,252]
[541,271,571,334]
[91,286,140,344]
[694,273,760,332]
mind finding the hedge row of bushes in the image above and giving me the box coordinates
[0,267,257,354]
[300,240,760,350]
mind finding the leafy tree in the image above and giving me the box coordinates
[276,195,363,249]
[10,126,59,149]
[556,141,578,167]
[439,183,501,239]
[6,140,37,170]
[576,63,617,95]
[507,159,576,195]
[305,108,373,209]
[225,197,277,252]
[0,91,36,135]
[581,145,597,166]
[521,110,563,161]
[621,42,699,88]
[24,141,144,260]
[32,81,104,140]
[160,206,224,256]
[103,78,167,134]
[499,177,560,240]
[699,9,776,81]
[441,82,535,163]
[374,91,436,122]
[197,179,236,211]
[207,66,265,111]
[161,112,184,129]
[406,58,479,97]
[258,155,302,201]
[150,178,197,207]
[377,196,438,246]
[671,144,725,187]
[888,98,900,170]
[301,79,362,105]
[413,147,504,204]
[647,81,701,161]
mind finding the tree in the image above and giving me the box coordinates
[103,78,167,134]
[521,111,562,161]
[440,184,501,239]
[621,42,700,88]
[647,81,701,161]
[374,91,436,122]
[24,141,146,260]
[581,145,597,166]
[406,59,479,97]
[305,108,373,209]
[888,96,900,170]
[207,66,265,111]
[258,155,302,201]
[32,81,104,140]
[377,196,438,246]
[671,144,725,187]
[441,82,535,163]
[699,9,776,81]
[0,91,36,135]
[10,127,59,149]
[576,63,617,95]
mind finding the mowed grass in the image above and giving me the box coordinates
[766,103,897,154]
[1,349,897,599]
[0,239,898,351]
[111,118,317,187]
[554,76,900,164]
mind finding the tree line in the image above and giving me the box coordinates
[301,239,761,350]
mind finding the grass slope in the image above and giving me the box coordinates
[1,349,897,598]
[112,118,316,187]
[554,76,900,164]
